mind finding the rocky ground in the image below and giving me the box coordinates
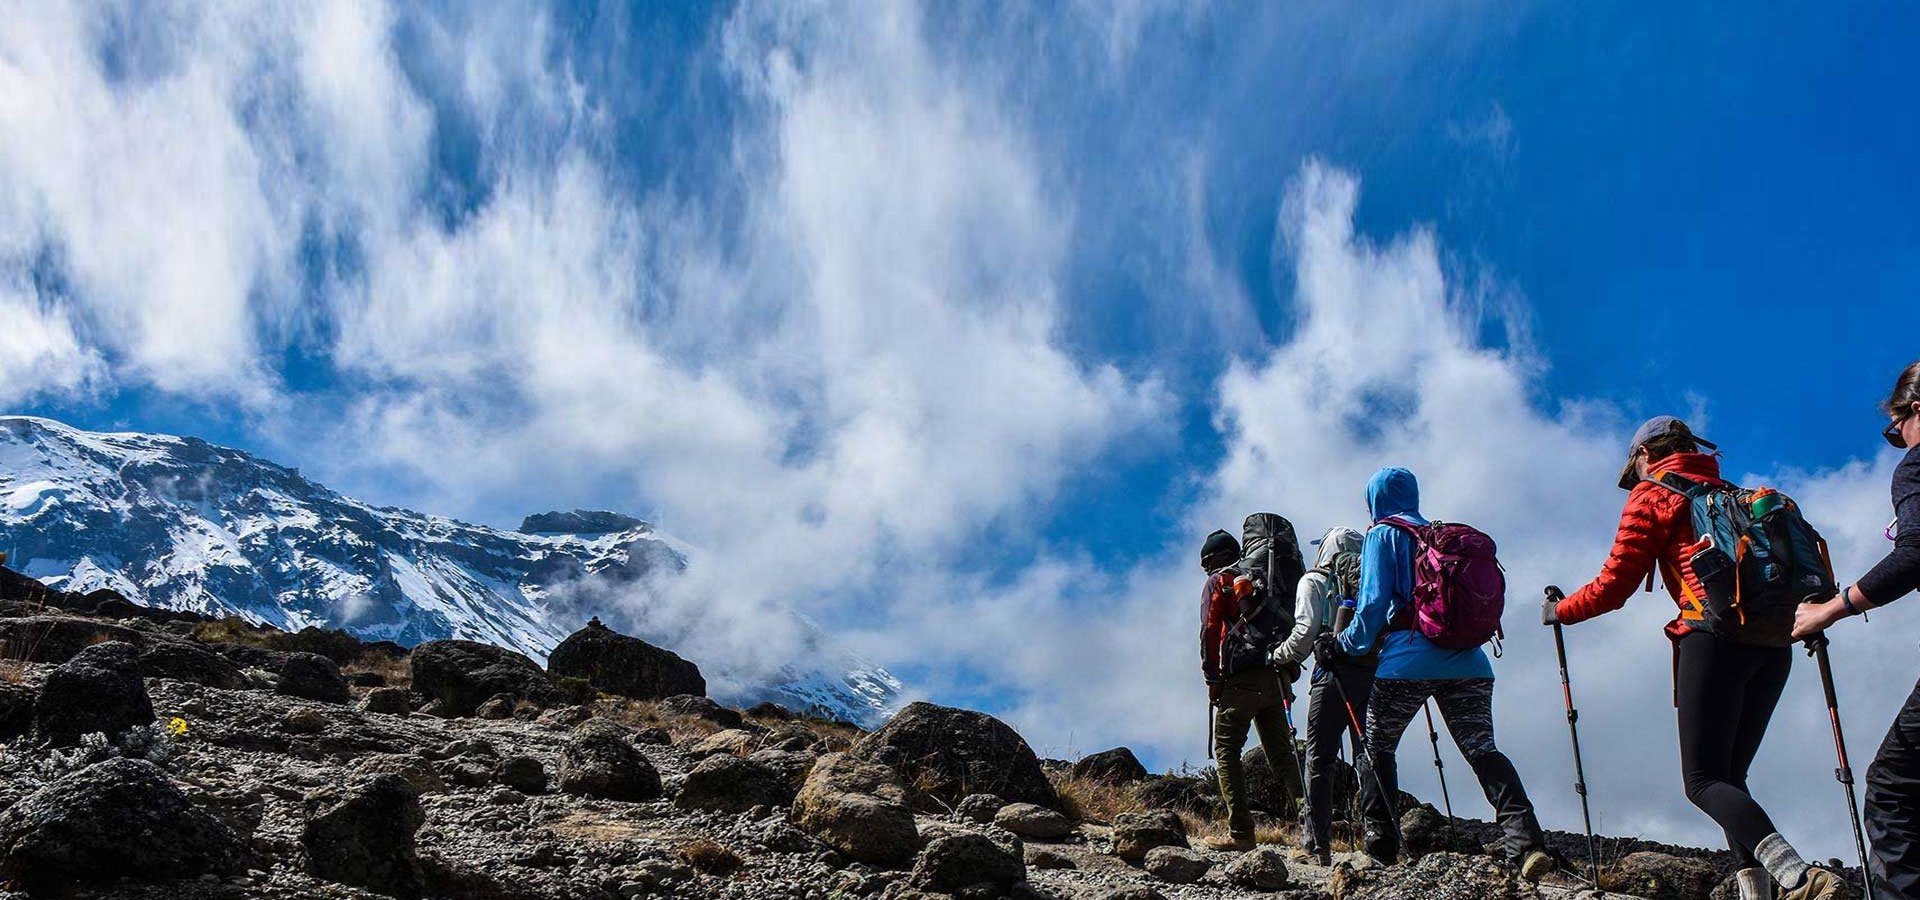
[0,566,1855,900]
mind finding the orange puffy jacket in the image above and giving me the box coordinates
[1555,451,1726,637]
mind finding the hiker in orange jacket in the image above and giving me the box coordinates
[1547,416,1837,900]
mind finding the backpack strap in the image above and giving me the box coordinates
[1646,472,1707,497]
[1376,516,1423,633]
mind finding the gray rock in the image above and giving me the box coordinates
[349,754,446,795]
[359,686,412,715]
[1069,747,1150,785]
[33,641,153,745]
[746,747,818,789]
[846,702,1056,809]
[281,707,327,734]
[1602,851,1719,900]
[1143,846,1211,884]
[0,758,247,894]
[137,641,246,689]
[494,755,549,794]
[957,793,1008,824]
[1110,811,1187,861]
[657,694,744,729]
[301,774,424,899]
[535,705,592,729]
[409,640,560,717]
[793,753,921,866]
[993,803,1073,840]
[547,617,705,701]
[910,832,1026,894]
[474,692,517,720]
[676,754,794,813]
[1224,847,1292,891]
[276,652,350,705]
[557,719,662,801]
[1026,847,1077,870]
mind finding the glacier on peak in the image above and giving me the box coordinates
[0,415,902,726]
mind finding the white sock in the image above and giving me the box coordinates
[1736,867,1775,900]
[1755,833,1808,890]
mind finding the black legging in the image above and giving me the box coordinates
[1674,630,1791,868]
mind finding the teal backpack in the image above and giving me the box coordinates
[1651,473,1837,647]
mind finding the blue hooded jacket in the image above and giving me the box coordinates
[1336,467,1495,681]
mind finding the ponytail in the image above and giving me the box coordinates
[1886,361,1920,417]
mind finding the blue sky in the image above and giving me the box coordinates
[5,2,1919,857]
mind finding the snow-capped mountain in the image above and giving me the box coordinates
[0,416,902,725]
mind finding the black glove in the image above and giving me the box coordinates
[1277,660,1302,685]
[1542,585,1565,626]
[1313,631,1343,670]
[1207,680,1222,703]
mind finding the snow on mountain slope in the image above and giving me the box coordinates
[0,416,902,725]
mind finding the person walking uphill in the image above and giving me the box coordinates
[1273,525,1367,865]
[1200,528,1300,851]
[1326,467,1552,877]
[1795,361,1920,900]
[1551,416,1837,900]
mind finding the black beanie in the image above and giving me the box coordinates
[1201,529,1241,572]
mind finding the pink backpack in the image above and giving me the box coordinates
[1381,517,1507,650]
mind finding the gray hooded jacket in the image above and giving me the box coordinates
[1272,526,1364,667]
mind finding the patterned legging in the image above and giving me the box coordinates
[1357,677,1545,862]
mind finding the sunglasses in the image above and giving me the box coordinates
[1889,404,1920,449]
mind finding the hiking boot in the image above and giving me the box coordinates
[1202,834,1256,852]
[1286,847,1312,862]
[1518,848,1555,883]
[1780,868,1838,900]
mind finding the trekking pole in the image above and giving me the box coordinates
[1546,586,1601,887]
[1805,633,1875,900]
[1326,670,1395,821]
[1422,700,1455,821]
[1207,699,1216,760]
[1281,689,1308,795]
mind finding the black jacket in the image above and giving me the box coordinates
[1859,447,1920,605]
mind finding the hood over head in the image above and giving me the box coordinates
[1366,467,1420,522]
[1311,526,1364,568]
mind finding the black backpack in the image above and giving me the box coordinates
[1218,513,1305,677]
[1650,473,1837,647]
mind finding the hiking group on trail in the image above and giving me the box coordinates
[1198,359,1920,900]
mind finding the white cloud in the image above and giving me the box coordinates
[0,278,102,401]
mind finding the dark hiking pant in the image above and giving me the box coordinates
[1358,677,1544,863]
[1673,631,1790,869]
[1213,666,1302,840]
[1867,677,1920,899]
[1303,660,1375,855]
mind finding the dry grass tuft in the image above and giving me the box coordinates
[590,697,723,744]
[1051,773,1147,825]
[677,839,743,876]
[341,653,411,689]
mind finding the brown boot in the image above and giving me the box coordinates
[1202,834,1256,852]
[1518,848,1555,883]
[1780,868,1838,900]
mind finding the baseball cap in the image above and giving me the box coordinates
[1618,415,1717,490]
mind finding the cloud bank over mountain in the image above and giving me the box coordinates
[1,0,1909,859]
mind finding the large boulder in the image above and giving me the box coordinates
[0,758,247,894]
[1602,851,1720,900]
[1241,745,1301,817]
[33,641,153,746]
[137,641,246,689]
[0,683,33,740]
[0,616,149,663]
[846,702,1057,809]
[793,753,920,866]
[676,754,795,813]
[556,719,662,801]
[1070,747,1150,785]
[277,652,350,704]
[409,640,560,717]
[546,617,705,701]
[1110,811,1187,862]
[910,832,1027,895]
[302,774,425,899]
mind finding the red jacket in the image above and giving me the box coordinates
[1555,451,1725,637]
[1199,570,1248,684]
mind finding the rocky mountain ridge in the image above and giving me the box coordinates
[0,564,1800,900]
[0,416,900,725]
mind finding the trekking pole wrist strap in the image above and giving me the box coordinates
[1840,586,1860,617]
